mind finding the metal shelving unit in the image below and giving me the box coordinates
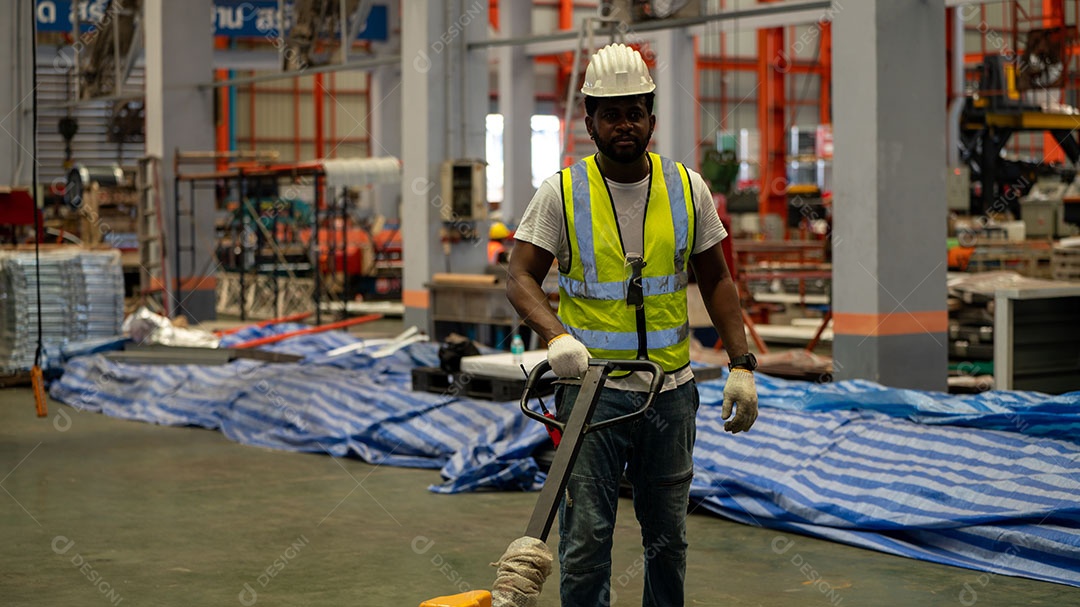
[994,283,1080,393]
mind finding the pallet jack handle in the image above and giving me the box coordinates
[519,358,664,543]
[519,358,664,437]
[419,359,666,607]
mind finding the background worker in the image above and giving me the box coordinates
[506,43,759,607]
[488,220,513,264]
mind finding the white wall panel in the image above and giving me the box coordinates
[252,94,296,138]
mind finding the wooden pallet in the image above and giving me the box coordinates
[967,242,1054,278]
[1052,246,1080,281]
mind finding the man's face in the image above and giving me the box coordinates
[586,96,655,164]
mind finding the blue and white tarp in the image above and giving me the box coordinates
[49,325,1080,587]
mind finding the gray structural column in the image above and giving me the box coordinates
[370,0,402,221]
[144,0,216,321]
[497,0,533,223]
[832,0,948,390]
[653,28,698,169]
[401,0,488,331]
[1,1,34,187]
[370,63,403,219]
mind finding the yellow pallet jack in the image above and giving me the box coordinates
[421,358,664,607]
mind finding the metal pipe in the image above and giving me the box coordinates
[468,0,831,50]
[341,187,349,315]
[122,15,142,83]
[947,6,965,168]
[340,0,348,63]
[12,0,27,184]
[273,208,280,318]
[293,77,301,160]
[277,0,286,67]
[112,3,122,98]
[198,55,400,89]
[214,312,313,336]
[458,0,467,159]
[229,314,383,349]
[189,178,197,319]
[952,5,964,99]
[228,68,238,152]
[72,0,81,102]
[314,174,322,326]
[560,20,585,161]
[315,74,326,158]
[173,175,182,319]
[238,173,247,321]
[330,73,338,155]
[445,0,454,160]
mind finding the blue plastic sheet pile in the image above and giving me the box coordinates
[49,324,1080,587]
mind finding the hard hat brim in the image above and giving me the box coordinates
[580,83,657,98]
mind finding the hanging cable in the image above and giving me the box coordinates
[30,2,47,417]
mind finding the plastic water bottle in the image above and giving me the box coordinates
[511,333,525,365]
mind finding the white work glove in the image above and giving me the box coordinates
[722,369,758,433]
[547,333,589,378]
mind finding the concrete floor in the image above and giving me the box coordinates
[2,389,1076,606]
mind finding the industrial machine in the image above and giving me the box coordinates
[701,147,739,196]
[440,159,488,223]
[284,0,375,69]
[72,0,144,100]
[960,26,1080,217]
[947,166,972,212]
[0,188,39,243]
[174,154,403,320]
[62,164,140,250]
[1020,176,1080,238]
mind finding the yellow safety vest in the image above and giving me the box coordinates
[557,152,695,372]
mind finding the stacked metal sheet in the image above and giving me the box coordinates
[947,272,997,363]
[71,250,125,340]
[0,249,124,371]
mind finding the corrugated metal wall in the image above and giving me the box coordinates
[234,69,370,162]
[34,47,145,188]
[698,14,762,143]
[697,0,827,176]
[32,49,373,182]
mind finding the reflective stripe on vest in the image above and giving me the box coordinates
[558,272,689,301]
[557,152,695,372]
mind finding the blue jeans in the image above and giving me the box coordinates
[555,380,698,607]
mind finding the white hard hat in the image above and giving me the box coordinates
[580,43,656,98]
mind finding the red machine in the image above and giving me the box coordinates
[0,188,41,242]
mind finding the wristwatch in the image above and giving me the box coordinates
[728,352,758,371]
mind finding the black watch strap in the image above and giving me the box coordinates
[728,352,757,371]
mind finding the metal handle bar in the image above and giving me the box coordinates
[519,358,665,435]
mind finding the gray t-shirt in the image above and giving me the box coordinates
[515,158,728,392]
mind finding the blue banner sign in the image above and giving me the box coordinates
[36,0,388,41]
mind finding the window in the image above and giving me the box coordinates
[485,114,562,204]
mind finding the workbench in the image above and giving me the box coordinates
[427,278,553,347]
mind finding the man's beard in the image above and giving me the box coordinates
[596,132,651,164]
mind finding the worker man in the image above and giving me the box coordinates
[488,221,513,264]
[507,43,758,607]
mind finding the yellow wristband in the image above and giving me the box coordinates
[730,367,753,375]
[547,333,571,347]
